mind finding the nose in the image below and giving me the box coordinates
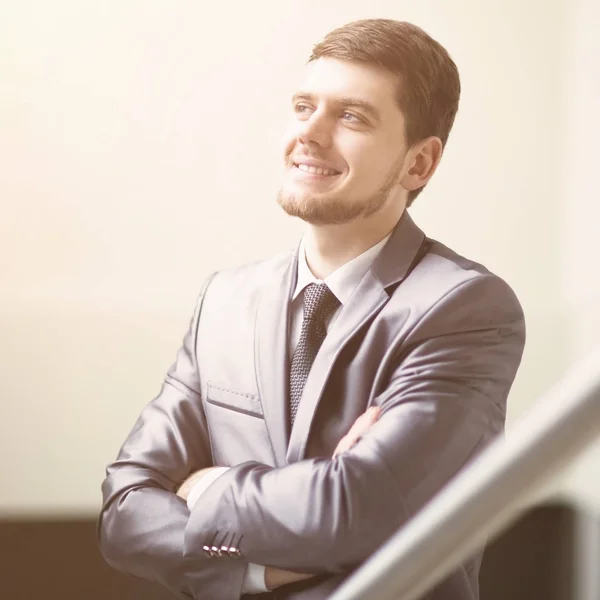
[297,111,333,149]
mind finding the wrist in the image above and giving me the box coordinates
[177,467,226,503]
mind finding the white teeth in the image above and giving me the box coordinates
[296,163,337,176]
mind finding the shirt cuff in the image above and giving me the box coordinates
[243,563,268,594]
[186,468,268,594]
[186,467,230,511]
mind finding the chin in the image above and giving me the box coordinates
[277,191,360,226]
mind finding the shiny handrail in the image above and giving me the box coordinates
[329,349,600,600]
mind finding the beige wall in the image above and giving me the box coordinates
[0,0,586,516]
[552,0,600,512]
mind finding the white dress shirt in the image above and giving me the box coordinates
[187,232,391,594]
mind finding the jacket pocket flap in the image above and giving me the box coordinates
[206,383,264,418]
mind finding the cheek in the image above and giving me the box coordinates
[341,134,380,167]
[281,123,300,155]
[343,155,395,193]
[281,137,294,159]
[345,148,379,179]
[353,138,400,173]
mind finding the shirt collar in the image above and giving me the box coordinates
[292,233,392,306]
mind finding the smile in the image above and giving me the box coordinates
[292,163,341,178]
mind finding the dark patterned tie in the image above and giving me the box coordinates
[289,283,340,428]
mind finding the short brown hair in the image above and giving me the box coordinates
[308,19,461,204]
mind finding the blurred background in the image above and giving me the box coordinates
[1,0,598,598]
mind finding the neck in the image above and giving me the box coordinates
[303,202,405,280]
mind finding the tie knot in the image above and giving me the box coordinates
[302,283,339,322]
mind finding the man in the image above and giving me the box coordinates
[98,18,525,600]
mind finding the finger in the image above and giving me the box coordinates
[346,406,380,440]
[340,410,377,450]
[333,434,352,457]
[367,405,381,421]
[333,407,381,457]
[357,406,381,426]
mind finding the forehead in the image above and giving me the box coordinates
[297,58,401,117]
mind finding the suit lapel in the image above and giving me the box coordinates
[254,250,298,467]
[286,210,426,463]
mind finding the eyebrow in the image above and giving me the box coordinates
[291,91,381,123]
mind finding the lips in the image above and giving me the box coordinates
[292,156,342,174]
[293,163,340,177]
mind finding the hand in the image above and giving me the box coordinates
[264,409,381,589]
[333,406,381,457]
[265,566,314,590]
[180,407,379,589]
[176,467,219,501]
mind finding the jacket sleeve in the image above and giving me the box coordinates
[97,274,248,599]
[183,273,526,573]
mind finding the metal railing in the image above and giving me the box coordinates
[329,348,600,600]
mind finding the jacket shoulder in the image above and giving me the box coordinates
[396,237,524,323]
[203,248,295,297]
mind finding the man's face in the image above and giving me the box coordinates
[277,58,409,225]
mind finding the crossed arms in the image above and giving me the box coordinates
[98,274,525,599]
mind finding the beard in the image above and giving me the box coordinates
[276,155,404,226]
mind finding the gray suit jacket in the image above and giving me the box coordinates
[98,212,526,600]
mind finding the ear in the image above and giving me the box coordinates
[400,136,443,193]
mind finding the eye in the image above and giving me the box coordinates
[342,111,362,124]
[294,103,312,114]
